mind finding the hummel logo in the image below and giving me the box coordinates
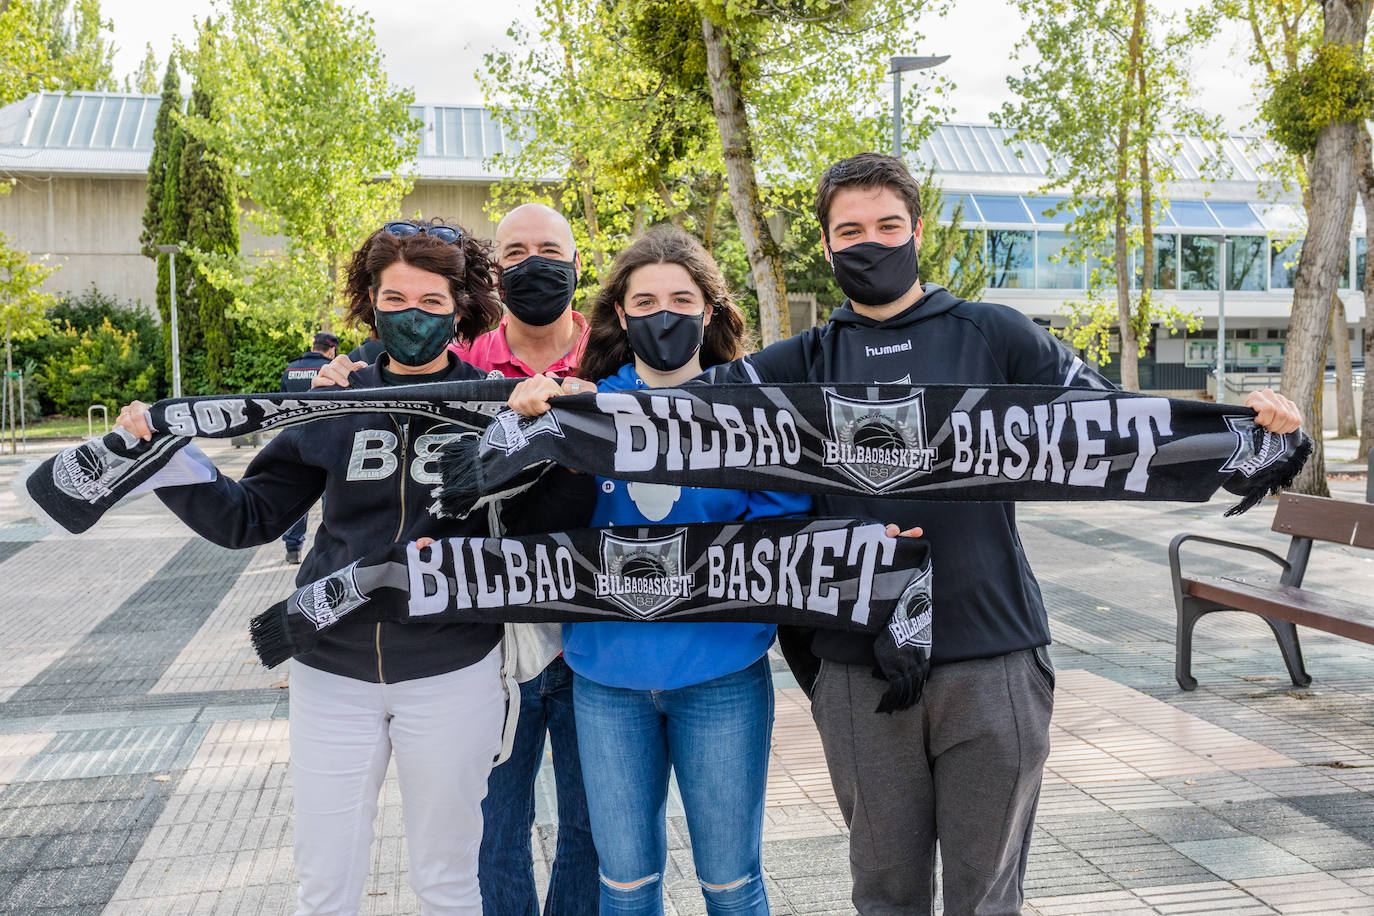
[865,340,913,358]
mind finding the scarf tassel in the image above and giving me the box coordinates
[250,602,296,669]
[1223,431,1314,518]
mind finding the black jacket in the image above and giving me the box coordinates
[281,351,332,392]
[159,354,597,683]
[720,285,1111,668]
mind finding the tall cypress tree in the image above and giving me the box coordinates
[140,58,192,392]
[180,82,239,392]
[139,59,179,259]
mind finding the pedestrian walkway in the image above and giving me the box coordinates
[0,440,1370,914]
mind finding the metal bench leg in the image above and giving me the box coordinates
[1175,598,1211,691]
[1261,616,1312,687]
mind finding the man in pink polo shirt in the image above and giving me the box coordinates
[450,203,588,379]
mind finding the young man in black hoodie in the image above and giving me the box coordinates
[719,153,1301,915]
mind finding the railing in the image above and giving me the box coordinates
[88,404,109,438]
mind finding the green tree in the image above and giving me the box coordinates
[124,42,158,94]
[1226,0,1373,494]
[918,180,988,302]
[181,0,421,330]
[0,230,57,451]
[997,0,1215,391]
[25,0,116,90]
[179,70,239,392]
[483,0,950,343]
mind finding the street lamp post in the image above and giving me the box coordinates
[890,55,950,160]
[156,243,183,398]
[1215,234,1228,404]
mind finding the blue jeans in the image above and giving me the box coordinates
[282,515,307,551]
[480,655,598,916]
[574,656,773,916]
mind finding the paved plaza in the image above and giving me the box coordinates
[0,436,1371,915]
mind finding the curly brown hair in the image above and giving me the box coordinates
[580,226,747,383]
[342,220,502,348]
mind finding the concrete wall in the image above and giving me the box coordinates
[0,175,505,310]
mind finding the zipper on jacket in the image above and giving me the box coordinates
[377,418,411,684]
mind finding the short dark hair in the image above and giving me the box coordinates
[814,152,923,240]
[313,332,338,351]
[342,219,502,348]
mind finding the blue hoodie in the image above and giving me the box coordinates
[561,363,812,690]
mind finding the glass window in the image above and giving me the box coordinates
[940,193,979,223]
[47,98,78,145]
[464,109,484,158]
[438,108,463,156]
[1339,245,1351,289]
[71,98,100,147]
[1036,232,1082,289]
[1181,235,1219,290]
[92,100,120,148]
[483,111,503,157]
[973,195,1031,224]
[1226,236,1267,291]
[1209,202,1264,229]
[133,100,157,148]
[1271,239,1301,288]
[988,230,1033,288]
[1169,201,1219,228]
[114,100,142,148]
[948,229,986,276]
[1138,234,1178,289]
[1026,197,1074,224]
[1358,237,1367,291]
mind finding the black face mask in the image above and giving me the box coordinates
[829,234,920,306]
[374,307,455,367]
[500,255,578,327]
[624,310,705,373]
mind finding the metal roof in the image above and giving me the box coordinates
[915,123,1285,183]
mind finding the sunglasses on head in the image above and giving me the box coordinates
[383,221,463,244]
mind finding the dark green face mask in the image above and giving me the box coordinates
[375,307,455,367]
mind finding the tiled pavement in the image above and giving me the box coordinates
[0,438,1371,914]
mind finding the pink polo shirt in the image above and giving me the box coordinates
[449,311,589,377]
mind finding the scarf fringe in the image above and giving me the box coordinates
[10,460,74,539]
[436,436,482,518]
[1223,433,1314,517]
[249,602,295,669]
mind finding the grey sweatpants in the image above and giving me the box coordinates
[810,648,1055,916]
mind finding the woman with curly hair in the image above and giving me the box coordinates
[115,220,594,915]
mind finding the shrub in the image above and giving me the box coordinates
[36,319,160,415]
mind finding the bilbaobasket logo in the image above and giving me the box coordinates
[294,561,369,630]
[1220,416,1287,479]
[52,438,134,502]
[822,389,937,493]
[888,563,933,650]
[484,409,565,456]
[596,530,694,619]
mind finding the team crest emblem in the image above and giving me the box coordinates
[1220,416,1287,479]
[596,530,693,619]
[888,564,933,649]
[294,561,369,630]
[483,409,565,456]
[52,437,134,502]
[822,389,937,493]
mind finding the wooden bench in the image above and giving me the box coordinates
[1169,493,1374,690]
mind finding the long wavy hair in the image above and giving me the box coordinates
[343,219,501,348]
[580,226,747,383]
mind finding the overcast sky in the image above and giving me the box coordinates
[100,0,1265,133]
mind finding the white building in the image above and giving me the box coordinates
[0,93,1365,398]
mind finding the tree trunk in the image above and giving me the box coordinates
[1281,0,1367,494]
[1355,126,1374,460]
[700,14,790,346]
[1113,127,1139,391]
[1129,0,1151,394]
[578,171,605,274]
[1331,296,1357,436]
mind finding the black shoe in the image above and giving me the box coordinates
[285,548,301,564]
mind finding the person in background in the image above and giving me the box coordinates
[507,226,808,916]
[278,331,337,564]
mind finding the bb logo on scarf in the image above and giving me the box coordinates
[596,530,694,619]
[485,409,565,456]
[293,560,369,630]
[1221,416,1287,479]
[822,390,937,493]
[52,437,132,502]
[887,565,932,650]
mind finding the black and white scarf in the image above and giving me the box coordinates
[250,518,934,712]
[17,380,1309,536]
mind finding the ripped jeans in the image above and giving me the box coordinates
[573,657,773,916]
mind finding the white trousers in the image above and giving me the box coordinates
[288,650,504,916]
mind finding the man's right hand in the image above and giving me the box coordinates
[311,355,367,388]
